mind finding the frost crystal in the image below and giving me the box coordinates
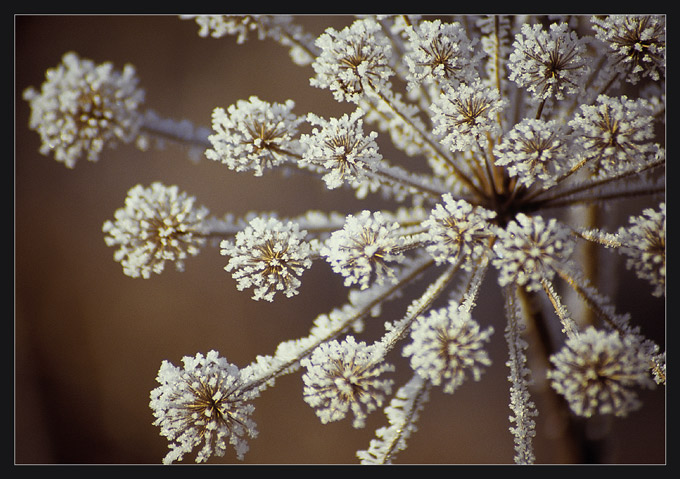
[102,183,208,279]
[508,22,590,102]
[300,108,382,189]
[220,216,313,301]
[617,203,665,297]
[310,17,393,103]
[321,210,404,289]
[422,194,496,268]
[23,52,144,168]
[403,301,493,394]
[493,213,574,292]
[149,350,259,463]
[548,328,656,418]
[301,336,394,428]
[205,96,303,176]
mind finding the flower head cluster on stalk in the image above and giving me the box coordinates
[24,14,665,464]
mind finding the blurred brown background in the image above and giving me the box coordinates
[15,15,665,464]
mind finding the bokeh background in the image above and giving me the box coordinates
[15,15,665,464]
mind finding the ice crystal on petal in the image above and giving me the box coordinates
[403,19,481,90]
[23,52,144,168]
[493,118,570,188]
[508,22,590,102]
[547,328,656,418]
[431,80,505,153]
[220,216,313,301]
[321,210,404,289]
[592,15,665,84]
[617,203,665,297]
[301,336,394,428]
[149,351,259,463]
[310,17,393,103]
[493,214,574,292]
[403,301,493,394]
[422,194,496,268]
[102,183,208,279]
[300,108,382,189]
[205,96,303,176]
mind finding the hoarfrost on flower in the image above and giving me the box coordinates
[102,182,209,279]
[23,51,144,168]
[220,216,313,301]
[149,350,259,463]
[301,336,394,428]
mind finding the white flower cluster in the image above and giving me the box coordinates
[321,210,404,290]
[300,109,382,189]
[548,328,656,418]
[23,52,144,168]
[617,202,666,297]
[301,336,394,428]
[205,96,303,176]
[403,301,493,394]
[149,350,259,463]
[102,182,209,279]
[493,213,574,292]
[220,216,313,301]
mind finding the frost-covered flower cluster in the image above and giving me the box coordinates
[22,52,145,168]
[25,15,665,464]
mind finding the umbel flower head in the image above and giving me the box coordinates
[149,350,259,463]
[102,182,209,279]
[548,328,656,418]
[300,108,382,189]
[310,17,393,103]
[301,336,394,428]
[321,210,404,290]
[617,202,666,297]
[205,95,304,176]
[592,14,666,84]
[508,22,590,102]
[403,301,494,394]
[23,51,144,168]
[220,216,313,301]
[422,194,497,268]
[493,213,574,292]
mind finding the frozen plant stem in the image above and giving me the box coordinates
[24,14,665,464]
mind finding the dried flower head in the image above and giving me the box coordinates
[403,19,480,89]
[403,301,493,394]
[422,194,497,268]
[149,350,259,463]
[431,80,505,153]
[310,18,393,103]
[301,336,394,428]
[548,328,656,418]
[617,202,665,297]
[220,216,313,301]
[493,213,574,292]
[493,118,570,188]
[300,109,382,189]
[508,22,590,102]
[102,182,209,279]
[321,210,404,290]
[592,14,666,84]
[569,94,658,178]
[23,51,144,168]
[205,96,303,176]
